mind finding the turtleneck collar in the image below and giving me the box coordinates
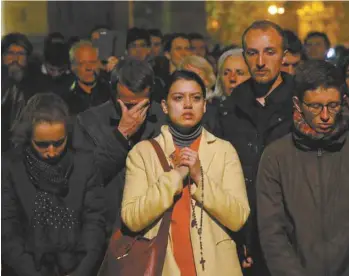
[168,122,203,148]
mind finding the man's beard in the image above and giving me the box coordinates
[7,62,25,83]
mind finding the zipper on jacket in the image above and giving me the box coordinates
[317,148,323,157]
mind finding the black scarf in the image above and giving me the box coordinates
[24,147,80,274]
[24,147,72,197]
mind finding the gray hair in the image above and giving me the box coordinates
[212,48,244,99]
[69,40,98,64]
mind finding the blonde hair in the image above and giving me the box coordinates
[178,55,216,90]
[69,40,98,64]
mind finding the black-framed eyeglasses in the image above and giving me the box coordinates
[302,101,342,115]
[33,137,66,149]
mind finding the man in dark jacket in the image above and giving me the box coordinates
[257,60,349,276]
[37,33,74,97]
[1,33,42,152]
[73,58,166,234]
[217,20,294,275]
[61,40,111,115]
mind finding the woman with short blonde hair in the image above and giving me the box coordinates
[178,55,216,101]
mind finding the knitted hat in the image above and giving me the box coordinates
[1,32,33,56]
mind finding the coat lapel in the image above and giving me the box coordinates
[198,129,217,174]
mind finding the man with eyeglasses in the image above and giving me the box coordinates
[1,32,42,152]
[73,58,165,235]
[60,40,111,115]
[257,60,349,276]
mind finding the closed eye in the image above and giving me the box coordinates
[245,50,257,56]
[265,48,276,55]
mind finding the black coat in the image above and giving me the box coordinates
[1,150,106,276]
[153,56,171,87]
[72,99,166,233]
[60,78,111,116]
[257,131,349,276]
[216,73,294,262]
[35,69,75,98]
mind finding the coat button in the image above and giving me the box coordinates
[278,117,283,122]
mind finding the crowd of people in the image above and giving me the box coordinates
[2,19,349,276]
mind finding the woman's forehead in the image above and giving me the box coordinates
[169,79,203,94]
[33,122,66,138]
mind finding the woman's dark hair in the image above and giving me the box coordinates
[11,93,70,147]
[294,60,345,101]
[165,70,207,99]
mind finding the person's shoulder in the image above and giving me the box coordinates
[77,100,114,124]
[72,151,95,172]
[204,128,233,149]
[281,72,295,86]
[223,78,252,107]
[127,139,157,162]
[263,133,294,157]
[2,148,24,171]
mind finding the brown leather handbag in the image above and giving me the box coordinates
[98,139,172,276]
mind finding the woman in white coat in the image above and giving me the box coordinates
[121,70,250,276]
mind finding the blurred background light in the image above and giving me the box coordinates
[268,5,278,15]
[278,7,285,14]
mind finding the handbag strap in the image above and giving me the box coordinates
[149,139,171,172]
[148,139,173,260]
